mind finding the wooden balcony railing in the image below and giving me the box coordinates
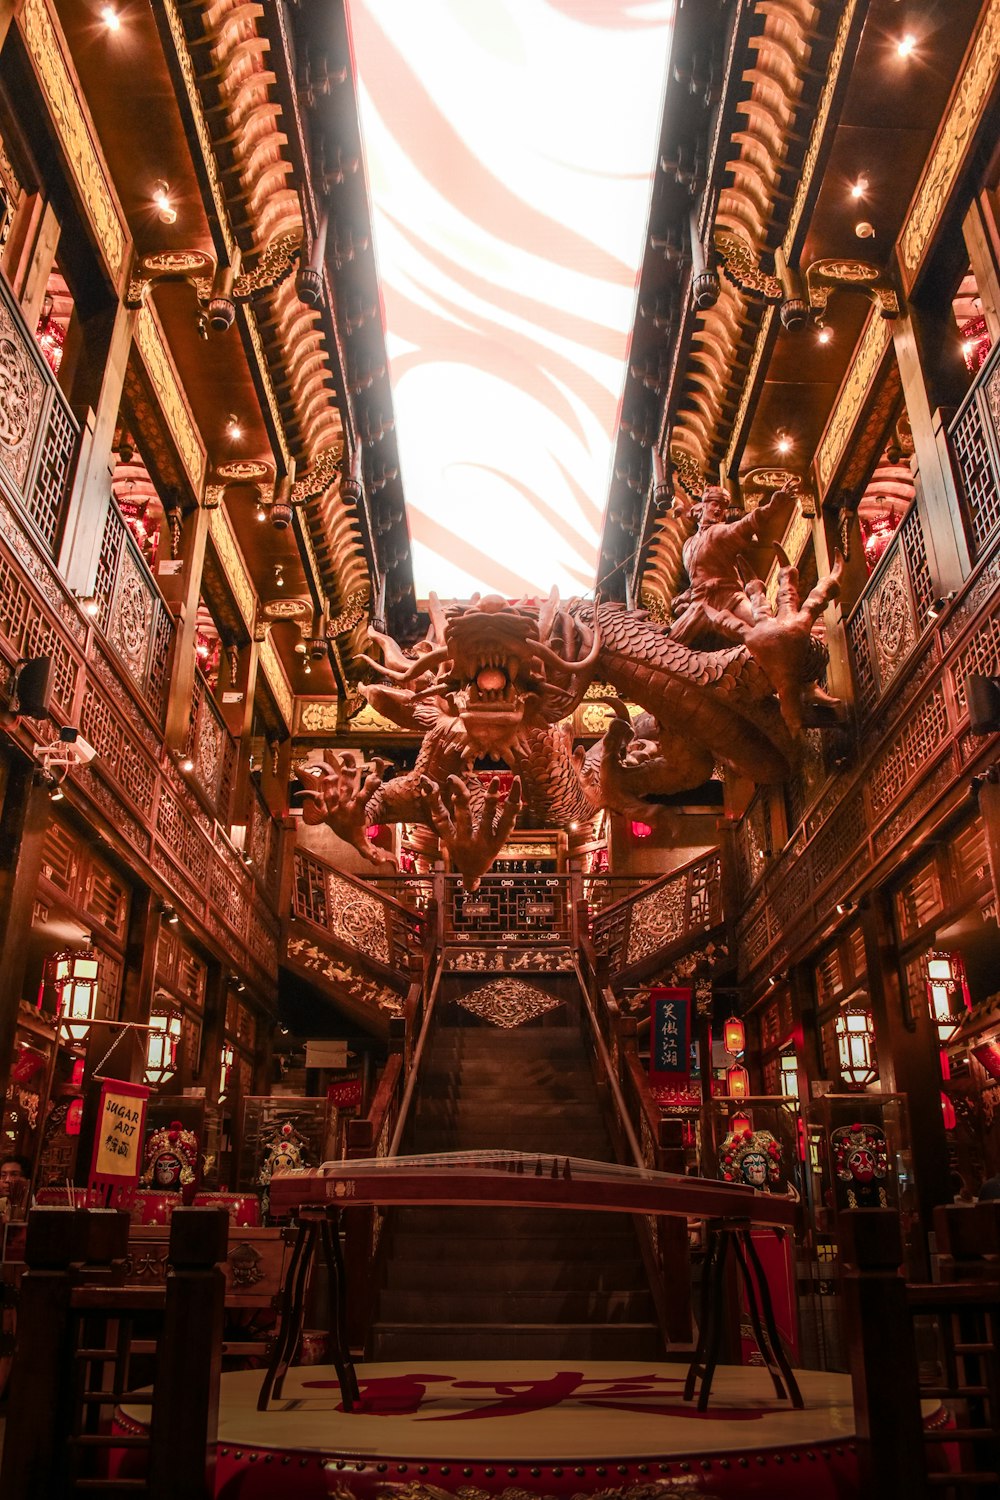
[441,871,574,946]
[290,845,426,981]
[0,269,80,555]
[92,496,176,725]
[182,668,237,826]
[949,337,1000,565]
[590,849,723,984]
[845,499,936,719]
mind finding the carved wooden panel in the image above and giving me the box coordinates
[846,504,932,716]
[951,349,1000,560]
[0,547,78,715]
[94,499,176,721]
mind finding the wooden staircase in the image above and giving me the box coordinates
[369,995,664,1361]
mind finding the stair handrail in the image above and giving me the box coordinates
[573,956,645,1171]
[388,953,444,1158]
[290,844,427,979]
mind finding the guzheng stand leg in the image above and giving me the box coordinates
[735,1227,803,1410]
[321,1207,359,1410]
[683,1220,729,1407]
[258,1212,319,1412]
[684,1218,802,1412]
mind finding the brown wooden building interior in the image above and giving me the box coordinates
[1,1,1000,1497]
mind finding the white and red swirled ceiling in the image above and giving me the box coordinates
[346,0,675,601]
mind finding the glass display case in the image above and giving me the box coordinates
[802,1092,915,1233]
[140,1096,223,1199]
[699,1095,803,1200]
[237,1095,337,1217]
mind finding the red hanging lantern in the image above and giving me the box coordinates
[730,1110,752,1138]
[959,313,991,374]
[726,1061,750,1099]
[862,510,900,572]
[630,820,653,839]
[723,1016,745,1056]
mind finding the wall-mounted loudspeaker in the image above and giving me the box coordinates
[966,672,1000,735]
[15,656,54,719]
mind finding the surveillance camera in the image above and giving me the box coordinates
[71,736,97,765]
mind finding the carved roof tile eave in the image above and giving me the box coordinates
[166,0,370,629]
[636,0,864,607]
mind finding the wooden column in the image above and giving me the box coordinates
[149,1207,228,1500]
[118,890,160,1028]
[195,964,229,1105]
[861,894,949,1229]
[787,958,823,1102]
[222,638,260,833]
[973,772,1000,933]
[57,298,138,596]
[0,753,51,1104]
[261,731,293,819]
[839,1209,928,1500]
[163,503,210,751]
[10,196,59,330]
[891,308,971,593]
[963,194,1000,347]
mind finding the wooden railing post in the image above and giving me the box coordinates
[839,1209,928,1500]
[149,1206,228,1500]
[0,1205,128,1499]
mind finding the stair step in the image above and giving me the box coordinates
[370,1324,665,1362]
[376,1257,647,1292]
[386,1231,635,1263]
[376,1289,657,1322]
[391,1207,639,1236]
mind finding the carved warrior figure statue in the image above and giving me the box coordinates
[300,521,843,887]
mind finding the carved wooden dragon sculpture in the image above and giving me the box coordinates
[299,552,841,887]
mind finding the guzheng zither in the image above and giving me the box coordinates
[267,1149,798,1227]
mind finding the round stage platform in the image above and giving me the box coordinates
[117,1359,943,1497]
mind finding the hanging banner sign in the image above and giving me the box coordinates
[88,1078,150,1206]
[649,987,691,1084]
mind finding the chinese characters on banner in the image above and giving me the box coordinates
[649,987,691,1085]
[88,1078,149,1207]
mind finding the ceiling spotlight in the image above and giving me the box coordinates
[302,659,312,675]
[49,782,64,802]
[776,432,792,455]
[850,175,869,200]
[227,414,242,440]
[152,181,177,226]
[163,905,179,926]
[897,33,916,58]
[179,754,194,773]
[274,565,284,588]
[255,503,266,522]
[817,326,833,345]
[101,4,121,30]
[855,221,875,240]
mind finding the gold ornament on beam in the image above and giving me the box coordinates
[805,259,900,321]
[125,233,303,335]
[713,228,783,302]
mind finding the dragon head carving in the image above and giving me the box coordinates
[358,588,599,760]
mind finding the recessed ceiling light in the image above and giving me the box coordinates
[152,181,177,225]
[101,5,121,31]
[776,433,792,455]
[855,221,875,239]
[227,413,242,440]
[817,326,833,345]
[897,34,916,58]
[850,175,869,200]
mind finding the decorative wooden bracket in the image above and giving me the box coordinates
[804,259,900,320]
[125,232,302,333]
[202,459,275,511]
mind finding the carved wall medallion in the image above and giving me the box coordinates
[109,549,151,681]
[262,597,311,619]
[298,699,341,733]
[456,978,563,1028]
[326,873,390,966]
[626,880,687,968]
